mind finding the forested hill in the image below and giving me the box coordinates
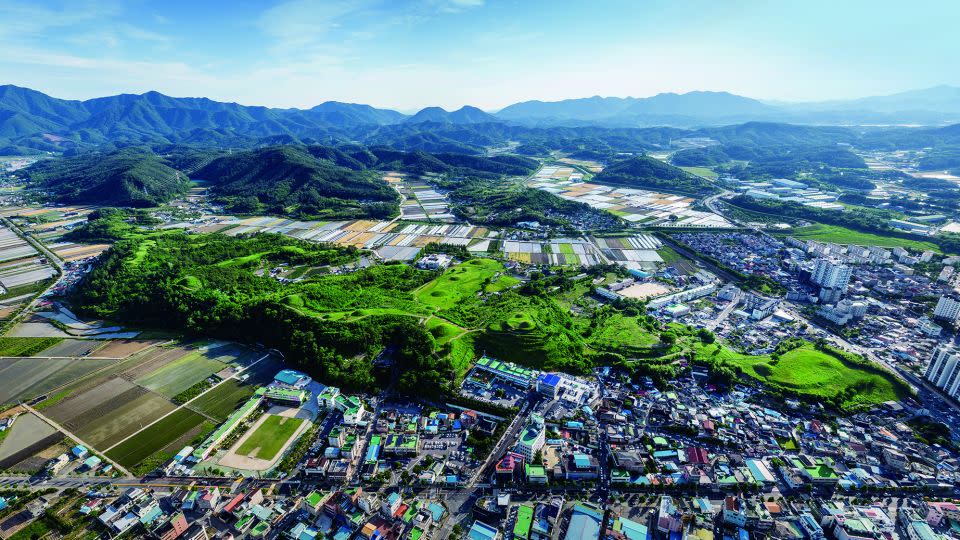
[17,144,540,217]
[21,147,190,207]
[195,146,401,219]
[592,155,719,197]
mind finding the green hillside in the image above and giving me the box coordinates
[195,146,400,219]
[593,155,718,197]
[22,147,190,206]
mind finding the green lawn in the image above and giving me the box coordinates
[425,317,462,346]
[785,224,940,252]
[696,341,910,410]
[237,415,305,460]
[415,258,510,310]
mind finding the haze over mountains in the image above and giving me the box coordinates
[1,84,959,154]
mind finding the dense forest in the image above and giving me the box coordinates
[592,155,718,197]
[195,146,400,219]
[20,147,190,206]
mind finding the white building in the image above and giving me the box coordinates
[933,293,960,322]
[926,345,960,399]
[812,258,852,290]
[514,414,545,461]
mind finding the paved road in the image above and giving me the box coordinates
[467,399,532,487]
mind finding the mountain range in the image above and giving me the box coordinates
[2,84,960,154]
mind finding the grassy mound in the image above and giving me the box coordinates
[697,341,911,410]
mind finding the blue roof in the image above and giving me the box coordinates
[469,521,500,540]
[617,518,650,540]
[565,505,602,540]
[275,369,310,385]
[538,373,561,387]
[428,503,445,521]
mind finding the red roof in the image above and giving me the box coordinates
[224,494,245,513]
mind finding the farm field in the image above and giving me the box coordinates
[89,340,159,358]
[190,358,279,421]
[0,337,63,357]
[105,407,210,469]
[696,341,910,410]
[135,343,263,398]
[235,415,304,461]
[136,351,228,398]
[0,413,58,464]
[0,357,118,404]
[784,224,941,251]
[35,338,101,357]
[74,390,177,449]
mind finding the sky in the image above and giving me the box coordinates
[2,0,958,111]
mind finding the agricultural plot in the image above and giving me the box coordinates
[36,338,101,357]
[0,225,58,294]
[76,390,177,448]
[118,346,192,380]
[528,173,732,228]
[105,408,209,468]
[0,337,62,356]
[89,340,158,359]
[593,235,664,266]
[502,238,605,266]
[783,224,941,251]
[0,413,58,465]
[44,378,139,426]
[0,357,118,404]
[136,350,228,398]
[191,358,280,421]
[165,214,497,262]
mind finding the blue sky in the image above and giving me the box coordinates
[1,0,957,111]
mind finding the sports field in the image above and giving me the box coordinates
[235,415,304,461]
[785,224,940,252]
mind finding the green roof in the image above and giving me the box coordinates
[514,505,533,539]
[476,356,534,380]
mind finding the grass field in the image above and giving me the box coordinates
[678,166,719,181]
[236,415,304,460]
[106,408,208,467]
[415,259,511,310]
[425,317,462,347]
[785,224,941,252]
[0,337,63,357]
[696,341,909,409]
[588,314,659,351]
